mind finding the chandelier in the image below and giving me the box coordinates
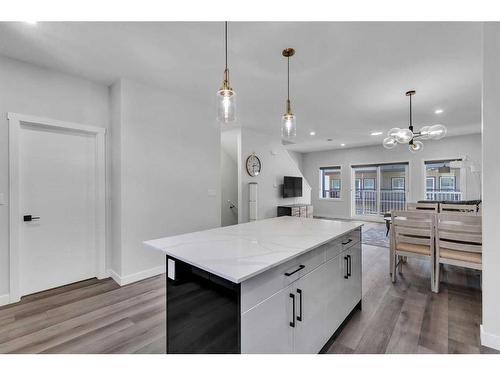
[383,90,447,152]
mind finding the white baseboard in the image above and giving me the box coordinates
[107,265,166,287]
[0,294,11,307]
[481,325,500,350]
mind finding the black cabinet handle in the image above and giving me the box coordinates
[289,293,296,327]
[284,264,305,276]
[23,215,40,222]
[347,255,352,277]
[297,289,303,322]
[342,238,353,246]
[344,256,349,279]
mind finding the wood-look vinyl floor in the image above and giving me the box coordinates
[0,222,496,354]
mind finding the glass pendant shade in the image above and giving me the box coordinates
[418,125,431,140]
[217,88,236,123]
[409,140,424,153]
[281,113,296,139]
[428,124,447,140]
[388,127,401,138]
[383,137,397,149]
[394,128,413,144]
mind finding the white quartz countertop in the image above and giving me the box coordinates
[144,216,363,284]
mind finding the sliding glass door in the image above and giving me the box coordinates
[352,163,408,217]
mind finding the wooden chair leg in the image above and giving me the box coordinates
[433,262,440,293]
[398,255,403,274]
[391,252,397,283]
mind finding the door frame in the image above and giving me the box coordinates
[8,112,107,303]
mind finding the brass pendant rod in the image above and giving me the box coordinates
[287,55,290,102]
[225,21,228,71]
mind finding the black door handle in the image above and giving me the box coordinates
[344,256,349,279]
[23,215,40,222]
[289,293,296,327]
[297,289,303,322]
[342,238,353,246]
[284,264,305,276]
[347,254,352,277]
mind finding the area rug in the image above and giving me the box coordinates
[362,228,389,248]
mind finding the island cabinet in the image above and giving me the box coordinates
[144,216,363,354]
[240,229,361,354]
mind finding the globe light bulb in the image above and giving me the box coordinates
[383,137,397,149]
[428,124,447,140]
[409,140,424,153]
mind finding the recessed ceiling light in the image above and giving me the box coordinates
[435,109,443,114]
[309,131,316,136]
[370,131,383,136]
[340,143,346,147]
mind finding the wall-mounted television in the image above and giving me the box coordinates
[283,176,303,198]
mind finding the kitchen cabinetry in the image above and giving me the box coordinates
[241,230,362,353]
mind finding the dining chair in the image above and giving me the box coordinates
[435,213,482,292]
[390,210,437,292]
[439,203,478,215]
[407,202,439,212]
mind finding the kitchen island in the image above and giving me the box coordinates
[144,216,363,354]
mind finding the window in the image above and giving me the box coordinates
[391,177,405,190]
[355,178,361,190]
[363,178,376,190]
[426,177,436,191]
[320,166,341,199]
[352,163,408,216]
[424,159,462,201]
[439,176,456,191]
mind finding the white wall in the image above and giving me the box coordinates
[481,22,500,351]
[221,129,239,227]
[110,78,221,282]
[239,127,311,222]
[302,134,482,219]
[0,55,110,300]
[287,150,304,174]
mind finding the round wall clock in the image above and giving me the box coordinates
[246,154,262,177]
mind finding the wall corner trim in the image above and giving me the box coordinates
[480,324,500,351]
[107,265,166,287]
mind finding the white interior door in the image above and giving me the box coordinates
[18,123,98,296]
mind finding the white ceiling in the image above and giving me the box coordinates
[0,22,482,153]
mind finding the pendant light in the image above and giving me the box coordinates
[383,90,447,152]
[281,48,296,139]
[217,21,236,123]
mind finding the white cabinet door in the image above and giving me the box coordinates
[293,264,328,353]
[346,243,362,310]
[324,255,346,336]
[241,285,295,353]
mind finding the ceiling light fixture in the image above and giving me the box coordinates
[217,22,236,123]
[340,143,346,147]
[281,48,296,139]
[435,109,443,114]
[383,90,447,153]
[309,131,316,136]
[371,131,383,136]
